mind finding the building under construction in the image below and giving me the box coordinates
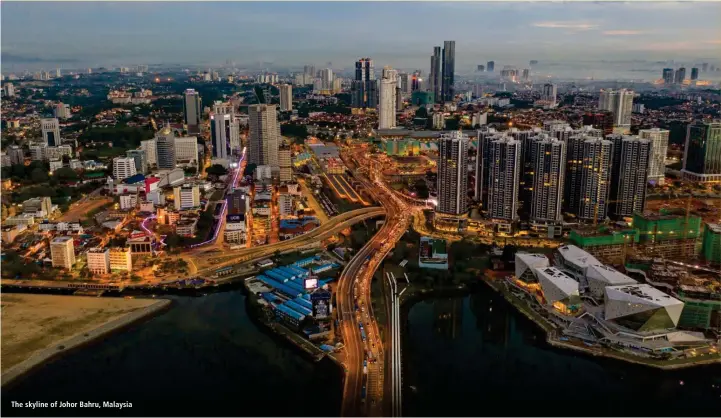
[632,212,702,260]
[626,257,720,331]
[569,226,638,266]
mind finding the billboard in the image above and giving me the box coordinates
[226,214,244,223]
[311,289,332,319]
[304,277,318,290]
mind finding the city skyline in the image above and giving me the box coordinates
[2,2,720,71]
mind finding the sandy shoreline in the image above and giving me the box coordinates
[1,294,172,387]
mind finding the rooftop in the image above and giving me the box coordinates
[586,264,638,286]
[557,245,601,269]
[535,267,579,297]
[605,284,682,308]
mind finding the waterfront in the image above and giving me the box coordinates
[1,290,341,417]
[403,284,721,417]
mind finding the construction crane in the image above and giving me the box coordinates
[593,199,622,227]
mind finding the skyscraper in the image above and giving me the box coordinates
[399,73,412,94]
[41,118,60,146]
[530,138,566,224]
[429,47,441,103]
[598,89,634,128]
[320,68,333,90]
[639,128,670,185]
[378,78,397,129]
[155,127,177,170]
[609,136,651,219]
[522,68,530,81]
[691,67,699,81]
[682,120,721,183]
[542,83,557,108]
[487,61,495,72]
[378,67,398,129]
[210,101,236,161]
[441,41,456,102]
[279,84,293,112]
[248,104,280,168]
[488,137,521,227]
[674,67,686,84]
[578,138,614,222]
[183,89,202,135]
[351,58,377,109]
[662,68,674,84]
[436,131,469,216]
[474,128,495,209]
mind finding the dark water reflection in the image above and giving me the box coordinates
[2,291,341,417]
[403,286,721,417]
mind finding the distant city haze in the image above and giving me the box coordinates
[2,1,720,74]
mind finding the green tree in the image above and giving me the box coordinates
[31,167,49,183]
[206,164,228,176]
[54,167,79,181]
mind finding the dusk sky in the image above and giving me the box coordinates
[2,1,720,71]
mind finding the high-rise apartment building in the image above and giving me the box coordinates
[279,84,293,112]
[51,236,75,270]
[691,67,699,81]
[183,89,202,135]
[487,137,521,226]
[112,157,137,181]
[41,118,61,146]
[436,131,469,216]
[54,103,71,119]
[155,127,177,170]
[530,138,566,224]
[248,104,280,168]
[441,41,456,102]
[320,68,333,90]
[578,138,614,222]
[639,128,670,185]
[378,68,397,129]
[351,58,377,109]
[674,67,686,84]
[486,61,495,72]
[598,89,634,128]
[429,47,442,103]
[4,83,15,97]
[609,136,651,219]
[542,83,557,108]
[662,68,674,84]
[682,120,721,183]
[278,146,292,183]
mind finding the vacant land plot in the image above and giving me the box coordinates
[58,197,113,222]
[1,294,158,373]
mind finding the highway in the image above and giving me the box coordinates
[338,147,419,417]
[188,206,385,275]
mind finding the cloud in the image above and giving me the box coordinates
[602,30,645,36]
[533,21,598,30]
[704,39,721,44]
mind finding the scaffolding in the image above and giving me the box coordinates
[632,213,702,260]
[569,227,638,265]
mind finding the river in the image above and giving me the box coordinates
[403,284,721,417]
[2,290,342,417]
[4,283,721,417]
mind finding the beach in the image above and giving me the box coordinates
[1,294,170,386]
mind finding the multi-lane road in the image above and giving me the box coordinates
[187,206,386,275]
[337,147,420,417]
